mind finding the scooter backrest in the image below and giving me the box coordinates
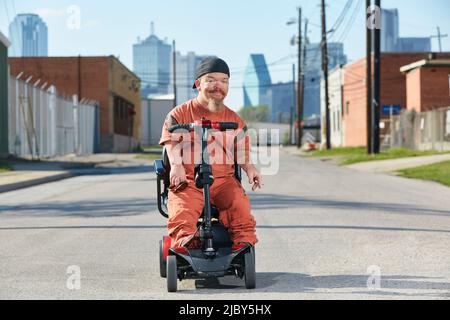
[163,147,171,171]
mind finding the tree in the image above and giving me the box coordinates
[238,105,269,123]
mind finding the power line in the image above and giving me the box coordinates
[329,0,354,37]
[8,0,20,57]
[2,0,15,56]
[136,63,297,80]
[336,0,363,43]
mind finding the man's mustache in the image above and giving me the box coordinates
[207,88,227,95]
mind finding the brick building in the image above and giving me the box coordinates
[341,53,450,147]
[9,56,141,152]
[400,59,450,112]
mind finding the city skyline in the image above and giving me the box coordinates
[1,0,449,110]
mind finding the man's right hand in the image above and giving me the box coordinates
[170,164,187,189]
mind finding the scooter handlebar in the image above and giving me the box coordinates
[168,124,193,133]
[169,121,238,133]
[218,122,239,131]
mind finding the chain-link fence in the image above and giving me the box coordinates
[389,106,450,151]
[8,76,100,159]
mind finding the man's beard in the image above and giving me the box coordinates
[207,88,227,107]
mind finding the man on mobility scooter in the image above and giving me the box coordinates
[155,58,262,292]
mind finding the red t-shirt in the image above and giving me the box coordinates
[159,99,250,179]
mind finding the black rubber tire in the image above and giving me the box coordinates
[244,248,256,289]
[159,240,167,278]
[167,256,178,292]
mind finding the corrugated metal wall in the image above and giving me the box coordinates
[140,98,173,147]
[8,75,99,158]
[0,44,8,156]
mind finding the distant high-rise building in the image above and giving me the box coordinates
[133,22,171,98]
[381,8,431,53]
[243,54,272,108]
[266,82,295,123]
[303,42,347,119]
[398,38,431,52]
[381,9,400,52]
[173,52,214,104]
[9,14,48,57]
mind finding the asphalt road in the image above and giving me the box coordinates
[1,150,450,300]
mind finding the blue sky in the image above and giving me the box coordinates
[1,0,449,109]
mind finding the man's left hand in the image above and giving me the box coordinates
[244,165,263,191]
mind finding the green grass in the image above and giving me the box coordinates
[397,161,450,187]
[0,159,12,173]
[135,145,164,161]
[142,145,163,151]
[310,147,367,158]
[309,147,450,165]
[135,153,161,161]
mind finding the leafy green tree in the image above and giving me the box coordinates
[238,105,269,123]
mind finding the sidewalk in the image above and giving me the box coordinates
[0,153,148,194]
[279,145,312,157]
[344,153,450,173]
[282,145,450,174]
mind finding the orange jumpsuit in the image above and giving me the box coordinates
[159,98,258,248]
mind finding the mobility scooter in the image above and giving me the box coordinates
[154,119,256,292]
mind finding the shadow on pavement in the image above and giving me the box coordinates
[180,273,450,298]
[256,224,450,234]
[72,165,154,176]
[249,193,450,217]
[0,198,157,218]
[1,223,448,235]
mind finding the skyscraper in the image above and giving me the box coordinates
[243,54,272,108]
[266,82,295,123]
[9,14,48,57]
[381,8,431,53]
[398,38,431,52]
[133,23,171,98]
[303,42,347,119]
[381,9,400,52]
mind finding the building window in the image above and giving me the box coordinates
[346,101,350,115]
[114,96,135,136]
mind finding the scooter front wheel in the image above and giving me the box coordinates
[244,248,256,289]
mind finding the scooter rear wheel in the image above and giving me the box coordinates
[167,256,178,292]
[159,240,166,278]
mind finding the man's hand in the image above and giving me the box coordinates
[170,164,187,191]
[243,165,263,191]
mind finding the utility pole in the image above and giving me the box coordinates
[172,40,177,108]
[290,64,296,145]
[299,18,308,149]
[366,0,372,153]
[431,26,448,52]
[297,7,303,149]
[321,0,331,150]
[371,0,381,154]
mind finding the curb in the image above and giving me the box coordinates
[0,172,74,194]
